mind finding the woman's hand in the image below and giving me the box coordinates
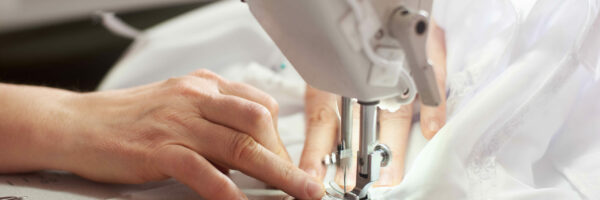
[0,69,324,200]
[298,19,447,188]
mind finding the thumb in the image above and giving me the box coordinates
[421,18,447,139]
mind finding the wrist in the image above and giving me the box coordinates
[0,84,81,172]
[35,90,84,172]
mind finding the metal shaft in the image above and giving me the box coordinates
[357,101,378,176]
[349,101,380,199]
[340,96,353,193]
[340,97,353,155]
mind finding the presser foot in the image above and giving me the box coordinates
[322,144,391,200]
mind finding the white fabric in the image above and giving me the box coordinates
[373,0,600,199]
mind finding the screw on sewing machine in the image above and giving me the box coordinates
[415,20,427,35]
[374,29,384,40]
[323,152,338,166]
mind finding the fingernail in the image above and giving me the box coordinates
[306,179,324,199]
[239,190,249,200]
[428,120,440,133]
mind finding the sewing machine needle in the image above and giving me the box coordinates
[343,166,347,192]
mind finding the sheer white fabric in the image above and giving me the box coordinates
[371,0,600,199]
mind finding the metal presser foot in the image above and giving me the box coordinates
[322,100,391,200]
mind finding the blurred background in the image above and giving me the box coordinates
[0,0,215,91]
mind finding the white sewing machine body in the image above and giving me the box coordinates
[247,0,437,104]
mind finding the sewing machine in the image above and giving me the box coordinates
[246,0,439,199]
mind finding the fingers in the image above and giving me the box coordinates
[155,145,246,200]
[227,134,325,199]
[216,81,290,162]
[185,70,291,162]
[191,69,280,124]
[299,86,339,180]
[421,18,447,140]
[186,119,325,199]
[173,70,322,198]
[198,94,290,162]
[218,81,280,127]
[374,106,412,187]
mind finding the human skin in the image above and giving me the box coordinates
[0,69,324,200]
[299,19,447,188]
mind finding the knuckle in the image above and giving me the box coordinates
[192,69,222,81]
[245,103,272,126]
[279,164,294,181]
[167,76,201,97]
[306,105,337,126]
[231,82,279,116]
[263,95,279,117]
[229,134,261,162]
[165,76,189,86]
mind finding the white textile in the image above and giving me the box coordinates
[1,0,599,199]
[372,0,600,199]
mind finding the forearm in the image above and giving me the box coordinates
[0,83,77,173]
